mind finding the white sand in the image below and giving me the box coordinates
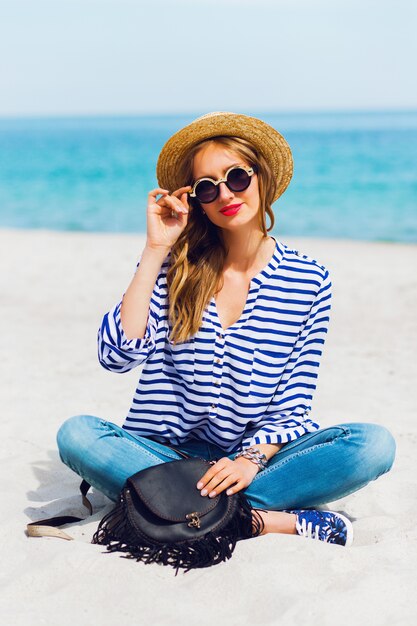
[1,228,416,625]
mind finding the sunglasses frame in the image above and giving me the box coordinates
[188,164,256,203]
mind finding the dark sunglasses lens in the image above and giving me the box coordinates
[227,167,251,191]
[195,180,217,203]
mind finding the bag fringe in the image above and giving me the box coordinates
[92,490,265,575]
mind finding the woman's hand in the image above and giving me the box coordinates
[145,185,192,251]
[196,457,259,498]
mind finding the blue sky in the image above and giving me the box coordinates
[0,0,416,116]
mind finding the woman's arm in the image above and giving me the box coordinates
[97,185,191,373]
[97,246,169,373]
[120,244,170,340]
[254,442,285,458]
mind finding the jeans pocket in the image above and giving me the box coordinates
[162,336,196,384]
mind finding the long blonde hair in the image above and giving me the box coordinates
[166,136,277,344]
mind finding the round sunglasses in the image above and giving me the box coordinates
[188,165,256,204]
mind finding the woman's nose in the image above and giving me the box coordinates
[218,181,234,202]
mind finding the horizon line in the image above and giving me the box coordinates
[1,105,417,122]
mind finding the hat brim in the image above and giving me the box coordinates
[156,111,293,204]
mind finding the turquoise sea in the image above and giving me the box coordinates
[0,110,416,242]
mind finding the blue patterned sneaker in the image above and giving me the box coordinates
[285,509,354,547]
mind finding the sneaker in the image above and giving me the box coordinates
[285,509,354,547]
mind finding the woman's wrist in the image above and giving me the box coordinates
[144,242,171,257]
[234,456,260,473]
[255,442,284,458]
[234,446,268,471]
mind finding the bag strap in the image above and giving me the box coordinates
[26,479,92,540]
[26,443,193,540]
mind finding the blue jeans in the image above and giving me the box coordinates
[56,415,396,510]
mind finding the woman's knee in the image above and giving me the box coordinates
[371,423,396,475]
[57,414,101,466]
[342,422,396,479]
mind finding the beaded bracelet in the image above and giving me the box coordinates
[234,446,268,472]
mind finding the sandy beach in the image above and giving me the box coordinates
[1,227,416,625]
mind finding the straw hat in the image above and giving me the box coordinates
[156,111,293,203]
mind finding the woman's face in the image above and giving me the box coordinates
[191,142,260,231]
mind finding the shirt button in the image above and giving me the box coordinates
[218,333,223,339]
[211,403,216,409]
[214,381,220,386]
[215,358,221,364]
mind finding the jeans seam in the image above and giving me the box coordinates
[142,443,180,460]
[274,426,350,456]
[121,436,180,462]
[252,438,340,483]
[102,421,181,461]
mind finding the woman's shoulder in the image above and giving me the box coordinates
[279,240,330,280]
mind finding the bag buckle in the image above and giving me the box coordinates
[186,512,201,529]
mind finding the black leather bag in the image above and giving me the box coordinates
[92,456,265,574]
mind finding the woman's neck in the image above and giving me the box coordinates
[222,233,274,276]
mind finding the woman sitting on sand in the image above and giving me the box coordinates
[57,111,396,546]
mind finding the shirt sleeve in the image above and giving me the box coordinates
[97,253,164,373]
[243,268,332,448]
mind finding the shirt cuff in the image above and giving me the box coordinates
[242,414,321,448]
[101,300,154,354]
[116,301,154,351]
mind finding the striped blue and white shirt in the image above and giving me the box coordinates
[98,236,332,454]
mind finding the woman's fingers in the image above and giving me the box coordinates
[204,474,241,498]
[196,457,258,497]
[200,467,236,495]
[196,458,231,488]
[180,191,190,210]
[157,193,188,214]
[147,186,191,217]
[225,480,246,496]
[166,186,192,211]
[171,185,192,198]
[148,188,169,198]
[172,186,191,210]
[145,186,191,249]
[197,458,244,496]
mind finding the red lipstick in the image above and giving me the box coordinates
[220,203,242,216]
